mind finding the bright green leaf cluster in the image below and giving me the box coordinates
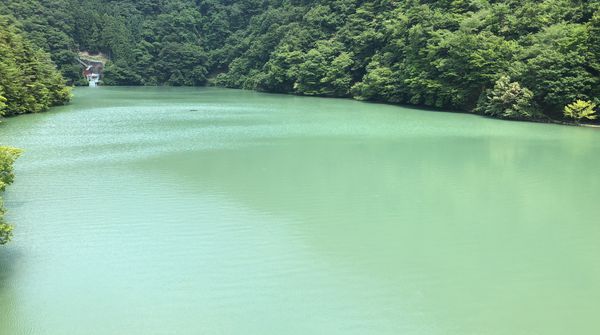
[0,220,13,245]
[564,100,598,123]
[0,146,21,245]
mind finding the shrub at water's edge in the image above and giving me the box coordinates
[0,146,21,245]
[564,100,598,124]
[475,76,542,121]
[0,16,71,117]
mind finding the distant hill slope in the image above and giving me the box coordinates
[2,0,599,120]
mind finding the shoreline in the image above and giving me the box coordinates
[5,84,599,129]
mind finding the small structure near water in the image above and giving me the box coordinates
[76,52,106,87]
[83,66,101,87]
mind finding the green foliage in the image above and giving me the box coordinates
[0,146,22,191]
[293,40,354,97]
[2,0,600,120]
[0,16,62,244]
[0,16,71,117]
[0,89,7,115]
[0,146,21,245]
[521,23,598,115]
[0,0,80,84]
[103,61,143,86]
[564,100,598,123]
[476,76,539,120]
[351,64,398,102]
[0,217,12,245]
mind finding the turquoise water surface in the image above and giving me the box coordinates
[0,87,599,334]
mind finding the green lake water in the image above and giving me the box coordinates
[0,87,599,334]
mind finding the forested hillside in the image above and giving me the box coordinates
[0,16,70,116]
[2,0,599,120]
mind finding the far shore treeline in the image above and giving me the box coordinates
[2,0,600,122]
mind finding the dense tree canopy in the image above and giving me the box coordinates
[1,0,599,120]
[0,15,70,117]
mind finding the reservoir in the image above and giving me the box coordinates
[1,87,599,334]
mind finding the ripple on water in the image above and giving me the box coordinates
[0,87,599,335]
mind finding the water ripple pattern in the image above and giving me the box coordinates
[0,87,599,335]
